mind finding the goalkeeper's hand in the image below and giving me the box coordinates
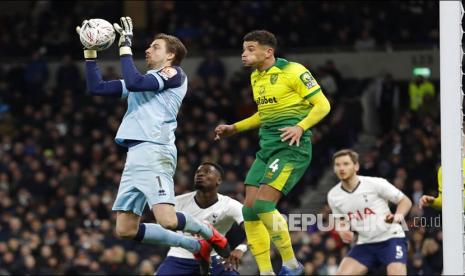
[113,16,133,55]
[76,20,97,60]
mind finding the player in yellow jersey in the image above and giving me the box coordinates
[215,30,331,275]
[419,158,465,209]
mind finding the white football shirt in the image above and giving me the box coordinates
[167,192,244,259]
[327,175,406,244]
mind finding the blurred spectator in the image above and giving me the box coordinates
[408,253,432,275]
[197,50,226,81]
[138,259,155,275]
[56,54,82,92]
[411,179,424,206]
[103,66,120,80]
[304,261,316,275]
[374,73,400,133]
[354,29,376,51]
[324,60,343,92]
[317,67,338,99]
[23,49,49,95]
[421,237,442,274]
[408,74,435,112]
[326,255,339,275]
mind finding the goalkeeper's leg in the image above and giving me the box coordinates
[115,211,202,253]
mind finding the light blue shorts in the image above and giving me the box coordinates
[112,142,177,216]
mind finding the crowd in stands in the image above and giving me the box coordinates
[0,1,438,59]
[0,1,443,274]
[0,50,443,274]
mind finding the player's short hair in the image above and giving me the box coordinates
[201,162,224,180]
[243,30,277,50]
[332,149,359,165]
[154,33,187,66]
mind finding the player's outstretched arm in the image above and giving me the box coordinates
[430,193,442,209]
[77,21,123,97]
[114,16,167,92]
[214,124,237,140]
[419,195,437,209]
[214,112,261,140]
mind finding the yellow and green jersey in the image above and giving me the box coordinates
[250,58,321,140]
[432,158,465,209]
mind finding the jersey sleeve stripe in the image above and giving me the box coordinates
[150,72,165,91]
[303,87,321,99]
[120,79,129,98]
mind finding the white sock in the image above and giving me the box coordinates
[283,258,299,269]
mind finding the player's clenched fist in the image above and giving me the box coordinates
[214,124,237,140]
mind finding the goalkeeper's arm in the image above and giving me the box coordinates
[85,62,123,97]
[113,16,168,92]
[76,21,122,97]
[119,56,165,92]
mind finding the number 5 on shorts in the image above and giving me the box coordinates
[395,245,403,259]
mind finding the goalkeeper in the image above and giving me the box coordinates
[215,30,330,275]
[76,17,230,269]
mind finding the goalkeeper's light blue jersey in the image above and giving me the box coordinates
[115,66,187,147]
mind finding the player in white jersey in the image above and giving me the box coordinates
[327,149,412,275]
[76,17,230,265]
[156,162,247,275]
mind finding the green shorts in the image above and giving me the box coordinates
[244,139,312,196]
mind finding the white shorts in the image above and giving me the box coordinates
[112,142,177,216]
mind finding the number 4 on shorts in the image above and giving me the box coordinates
[269,159,280,173]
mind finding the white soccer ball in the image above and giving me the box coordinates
[79,19,116,51]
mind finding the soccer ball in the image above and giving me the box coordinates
[79,19,116,51]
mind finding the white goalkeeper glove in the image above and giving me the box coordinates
[113,16,133,56]
[76,20,97,60]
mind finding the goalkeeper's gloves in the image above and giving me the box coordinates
[76,20,97,60]
[113,16,133,56]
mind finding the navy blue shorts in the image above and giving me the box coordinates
[156,256,240,276]
[347,237,408,269]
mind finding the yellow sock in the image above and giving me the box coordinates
[243,206,273,273]
[258,209,296,263]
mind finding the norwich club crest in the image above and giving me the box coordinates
[258,85,266,95]
[270,74,278,85]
